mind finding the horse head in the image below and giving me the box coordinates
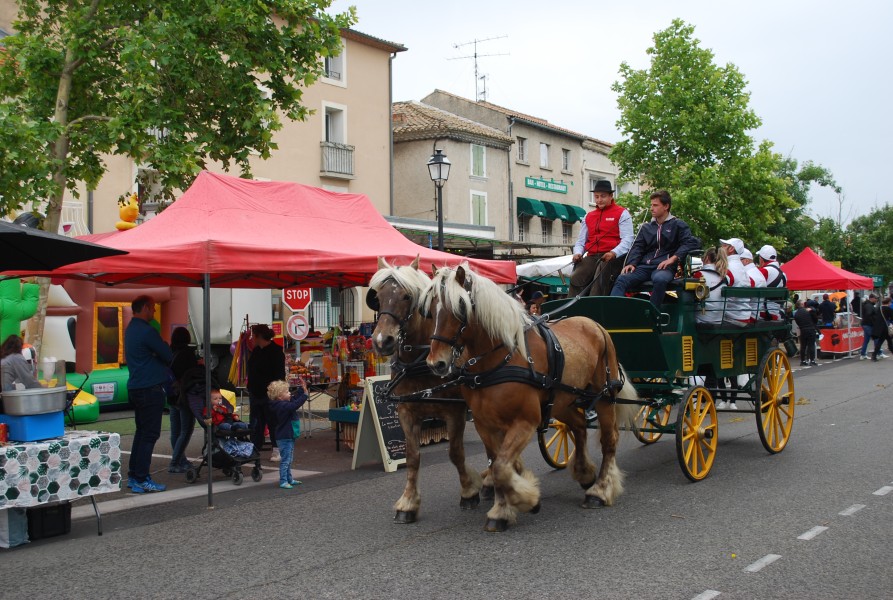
[368,256,431,356]
[423,263,530,377]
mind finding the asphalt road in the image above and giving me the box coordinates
[2,356,891,600]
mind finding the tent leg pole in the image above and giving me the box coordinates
[204,273,214,509]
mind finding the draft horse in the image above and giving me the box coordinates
[367,257,485,523]
[422,264,638,532]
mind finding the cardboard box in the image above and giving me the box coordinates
[27,503,72,541]
[0,411,65,442]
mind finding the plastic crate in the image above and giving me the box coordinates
[27,502,72,541]
[0,411,65,442]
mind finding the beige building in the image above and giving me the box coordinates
[420,90,621,258]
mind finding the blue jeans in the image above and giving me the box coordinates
[170,402,195,467]
[277,438,295,484]
[128,385,166,482]
[610,264,676,305]
[861,325,873,356]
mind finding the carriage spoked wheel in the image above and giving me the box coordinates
[538,418,576,469]
[675,386,718,482]
[754,348,795,454]
[633,403,673,444]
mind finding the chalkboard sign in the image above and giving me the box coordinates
[351,375,407,472]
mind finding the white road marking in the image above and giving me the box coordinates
[839,504,866,516]
[797,526,828,540]
[744,554,781,573]
[872,486,893,496]
[691,591,721,600]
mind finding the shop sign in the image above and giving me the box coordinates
[525,176,568,194]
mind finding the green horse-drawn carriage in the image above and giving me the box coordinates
[539,281,795,481]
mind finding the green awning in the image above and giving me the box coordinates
[517,197,548,218]
[541,201,573,222]
[566,204,587,223]
[521,276,568,295]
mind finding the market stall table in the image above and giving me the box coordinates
[0,431,122,537]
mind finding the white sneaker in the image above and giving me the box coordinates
[880,353,889,359]
[729,403,738,410]
[716,401,729,410]
[860,355,869,360]
[270,448,281,462]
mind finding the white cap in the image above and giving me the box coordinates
[719,238,744,255]
[757,244,777,261]
[740,248,753,261]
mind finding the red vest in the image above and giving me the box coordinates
[584,202,625,254]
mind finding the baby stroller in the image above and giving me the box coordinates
[185,421,263,486]
[179,367,263,486]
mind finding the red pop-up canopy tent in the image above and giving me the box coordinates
[781,247,873,290]
[28,171,516,286]
[5,171,517,506]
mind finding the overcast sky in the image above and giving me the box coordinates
[330,0,891,223]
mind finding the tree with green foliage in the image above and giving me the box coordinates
[845,205,893,283]
[0,0,355,354]
[0,0,355,235]
[610,19,798,248]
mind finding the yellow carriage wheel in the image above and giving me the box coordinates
[755,348,795,453]
[538,419,576,470]
[633,403,673,444]
[675,386,718,482]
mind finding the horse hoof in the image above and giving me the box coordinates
[579,479,596,491]
[530,502,541,514]
[459,493,480,510]
[484,518,508,532]
[581,495,606,509]
[394,510,417,524]
[480,485,495,501]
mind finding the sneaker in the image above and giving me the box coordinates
[880,353,889,359]
[872,357,879,362]
[141,477,167,492]
[811,360,821,366]
[716,401,729,410]
[279,482,293,489]
[800,362,808,368]
[729,403,738,410]
[129,480,147,494]
[168,464,189,474]
[270,448,281,462]
[288,480,302,486]
[860,355,869,360]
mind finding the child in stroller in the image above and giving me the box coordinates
[180,367,263,485]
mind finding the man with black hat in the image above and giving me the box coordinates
[568,179,633,296]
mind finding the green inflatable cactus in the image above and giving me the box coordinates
[0,278,40,342]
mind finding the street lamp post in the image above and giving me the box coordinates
[426,149,451,252]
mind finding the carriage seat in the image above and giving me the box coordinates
[695,287,790,333]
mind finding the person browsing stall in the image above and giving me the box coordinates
[569,180,634,297]
[610,190,700,306]
[818,294,837,327]
[124,295,173,494]
[247,324,286,462]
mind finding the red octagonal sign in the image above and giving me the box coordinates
[283,287,311,311]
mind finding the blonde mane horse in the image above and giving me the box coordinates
[422,263,638,532]
[367,257,484,523]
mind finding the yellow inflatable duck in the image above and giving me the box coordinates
[116,193,140,230]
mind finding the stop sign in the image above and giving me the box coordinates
[283,287,312,311]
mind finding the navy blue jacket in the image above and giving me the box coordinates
[124,318,173,390]
[268,391,308,441]
[626,215,700,268]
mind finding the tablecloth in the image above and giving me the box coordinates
[0,431,122,509]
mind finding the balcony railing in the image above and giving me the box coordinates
[320,141,355,178]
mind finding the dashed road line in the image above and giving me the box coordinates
[691,591,721,600]
[872,485,892,496]
[839,504,866,516]
[797,526,828,540]
[744,554,781,573]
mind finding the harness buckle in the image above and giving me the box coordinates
[467,357,478,367]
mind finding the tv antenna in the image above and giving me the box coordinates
[449,36,508,101]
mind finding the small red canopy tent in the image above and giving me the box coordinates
[781,247,873,290]
[30,171,516,286]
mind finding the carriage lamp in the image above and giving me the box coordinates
[426,149,451,252]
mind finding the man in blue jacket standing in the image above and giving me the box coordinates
[125,295,172,493]
[610,190,700,306]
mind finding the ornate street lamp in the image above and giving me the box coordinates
[426,149,451,252]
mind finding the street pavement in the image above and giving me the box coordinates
[2,354,891,599]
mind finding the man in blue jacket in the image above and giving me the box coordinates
[124,295,173,493]
[609,190,700,306]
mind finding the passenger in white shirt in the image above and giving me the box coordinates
[740,248,766,320]
[719,237,754,325]
[693,247,729,325]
